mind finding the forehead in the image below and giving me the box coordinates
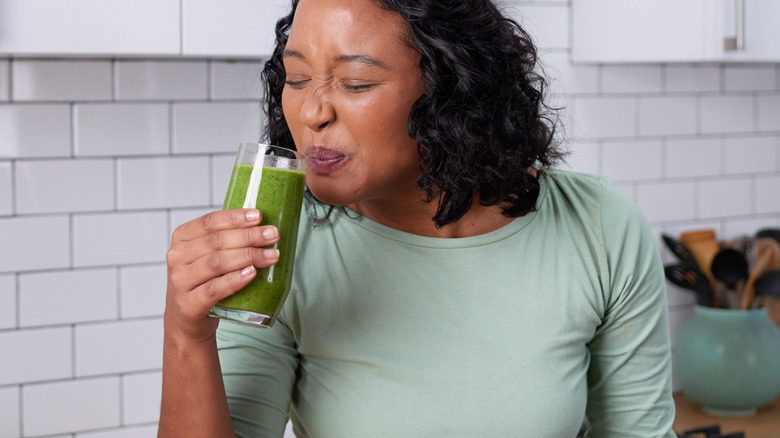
[287,0,412,57]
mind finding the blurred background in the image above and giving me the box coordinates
[0,0,778,437]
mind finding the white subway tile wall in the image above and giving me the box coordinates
[74,319,163,377]
[171,102,263,154]
[75,103,170,156]
[72,211,169,267]
[759,94,780,131]
[19,268,118,327]
[0,104,72,158]
[118,264,167,319]
[724,65,777,92]
[115,60,208,101]
[12,60,112,102]
[0,2,778,437]
[0,274,15,329]
[665,65,721,93]
[116,156,210,210]
[0,385,20,437]
[0,60,9,102]
[121,372,163,425]
[15,159,115,214]
[0,161,11,215]
[22,377,121,436]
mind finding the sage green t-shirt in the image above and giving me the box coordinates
[216,169,676,437]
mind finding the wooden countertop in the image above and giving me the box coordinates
[674,392,780,438]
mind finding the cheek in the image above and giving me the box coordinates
[281,91,301,132]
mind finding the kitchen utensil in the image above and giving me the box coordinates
[681,229,720,285]
[665,264,713,306]
[739,251,772,310]
[661,234,698,267]
[756,227,780,243]
[759,295,780,329]
[710,248,749,292]
[754,237,780,270]
[755,229,780,270]
[754,269,780,299]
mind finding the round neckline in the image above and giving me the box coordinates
[334,174,548,249]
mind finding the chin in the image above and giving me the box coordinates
[306,180,354,207]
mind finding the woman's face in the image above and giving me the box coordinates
[281,0,425,208]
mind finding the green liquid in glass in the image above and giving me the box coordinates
[215,164,306,318]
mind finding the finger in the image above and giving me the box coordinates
[172,209,261,244]
[174,247,280,292]
[169,225,279,267]
[184,265,258,319]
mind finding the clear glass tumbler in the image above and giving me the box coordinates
[209,143,306,327]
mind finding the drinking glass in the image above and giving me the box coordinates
[209,143,306,327]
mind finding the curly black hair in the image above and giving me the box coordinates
[261,0,564,228]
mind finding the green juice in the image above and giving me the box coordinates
[215,164,306,319]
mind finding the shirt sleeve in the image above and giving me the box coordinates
[216,317,299,438]
[585,181,677,437]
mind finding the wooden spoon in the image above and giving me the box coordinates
[681,229,720,285]
[740,250,772,310]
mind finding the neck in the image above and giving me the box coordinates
[347,167,537,238]
[347,192,514,238]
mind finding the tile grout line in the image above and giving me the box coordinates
[113,158,119,212]
[10,160,17,216]
[70,103,77,158]
[117,267,123,320]
[111,59,118,102]
[69,213,75,269]
[14,272,20,329]
[209,155,215,206]
[634,94,641,137]
[119,374,125,427]
[71,324,77,379]
[7,59,13,101]
[18,383,24,437]
[169,102,175,156]
[207,60,213,101]
[753,92,760,133]
[751,175,757,217]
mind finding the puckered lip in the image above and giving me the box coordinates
[304,145,350,175]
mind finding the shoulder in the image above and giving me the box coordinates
[542,169,635,211]
[539,169,645,241]
[541,169,660,292]
[542,168,646,232]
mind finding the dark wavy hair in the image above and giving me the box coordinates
[261,0,564,228]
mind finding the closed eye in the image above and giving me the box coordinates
[285,79,310,89]
[342,82,377,92]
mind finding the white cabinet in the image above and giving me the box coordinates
[182,0,289,57]
[0,0,180,56]
[0,0,290,58]
[572,0,780,63]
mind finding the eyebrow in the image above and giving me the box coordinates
[283,50,391,70]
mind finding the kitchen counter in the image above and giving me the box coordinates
[674,392,780,437]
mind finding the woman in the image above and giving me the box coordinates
[159,0,676,436]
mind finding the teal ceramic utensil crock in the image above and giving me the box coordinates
[675,305,780,415]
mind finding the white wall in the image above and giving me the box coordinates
[0,1,778,437]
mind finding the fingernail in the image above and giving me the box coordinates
[245,210,260,221]
[241,265,255,276]
[262,227,278,239]
[264,249,280,260]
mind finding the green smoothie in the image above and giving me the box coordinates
[215,163,306,320]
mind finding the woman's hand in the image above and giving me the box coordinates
[164,208,280,343]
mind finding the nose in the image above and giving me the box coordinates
[299,86,335,132]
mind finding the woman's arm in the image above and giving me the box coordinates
[158,328,234,437]
[157,209,281,437]
[585,182,676,437]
